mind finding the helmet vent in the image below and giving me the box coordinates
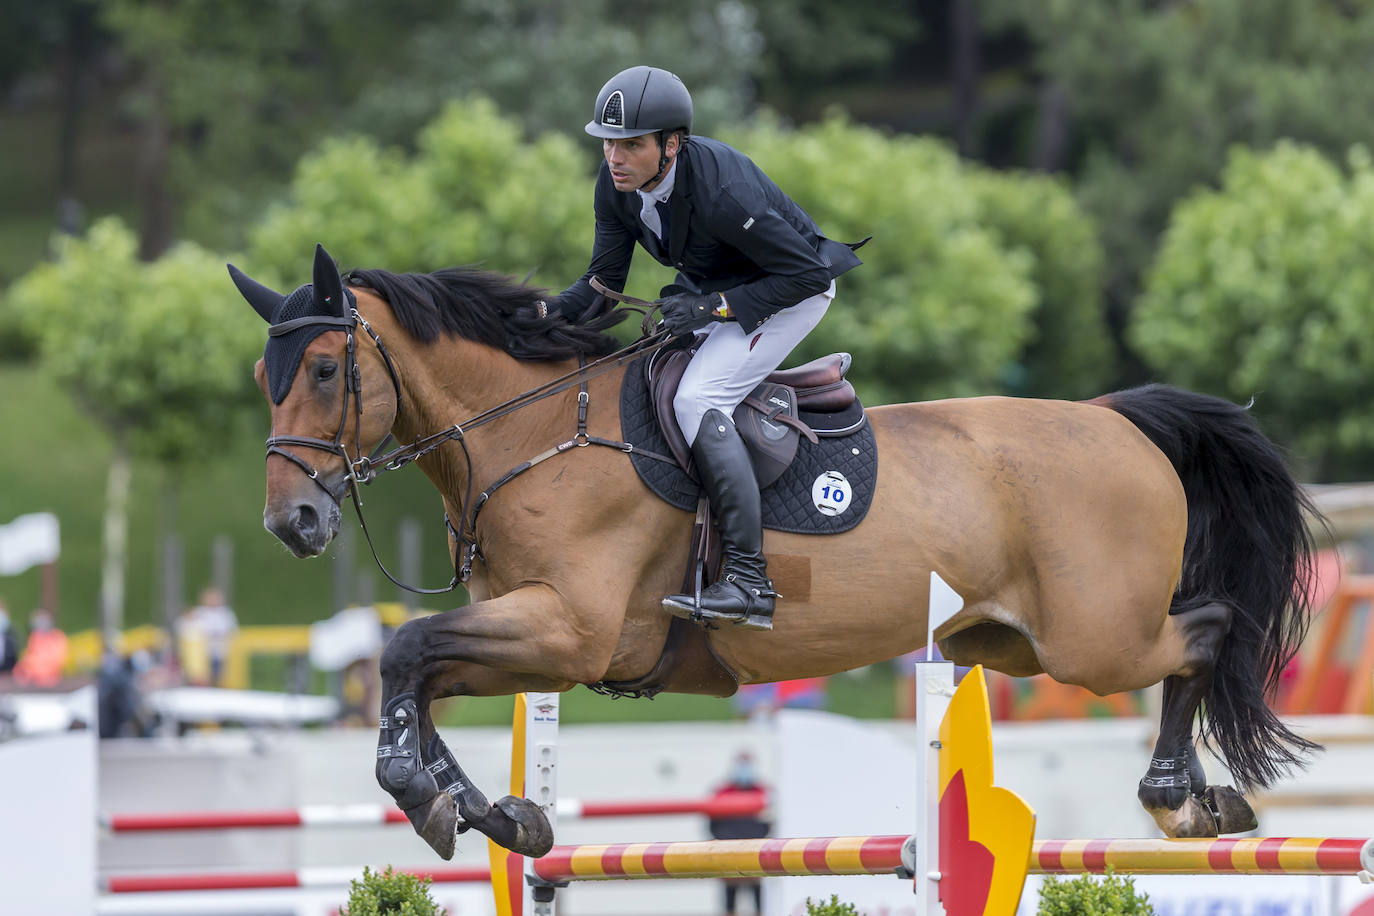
[601,91,625,127]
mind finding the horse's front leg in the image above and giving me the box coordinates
[374,678,471,859]
[375,586,605,859]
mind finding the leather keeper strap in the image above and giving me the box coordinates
[740,395,820,444]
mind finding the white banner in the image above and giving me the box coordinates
[0,512,60,576]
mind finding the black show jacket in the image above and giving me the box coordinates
[556,136,863,333]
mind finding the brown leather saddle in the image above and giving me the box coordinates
[646,347,862,486]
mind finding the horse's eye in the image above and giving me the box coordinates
[316,362,337,381]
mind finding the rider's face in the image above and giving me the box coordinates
[603,133,678,192]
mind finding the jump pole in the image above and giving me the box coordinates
[101,793,766,832]
[528,835,1374,882]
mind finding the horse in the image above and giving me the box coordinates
[229,244,1322,861]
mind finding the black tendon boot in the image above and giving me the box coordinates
[663,409,776,630]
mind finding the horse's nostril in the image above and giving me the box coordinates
[291,504,319,536]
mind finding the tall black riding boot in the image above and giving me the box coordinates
[662,409,776,630]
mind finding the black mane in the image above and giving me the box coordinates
[344,266,628,360]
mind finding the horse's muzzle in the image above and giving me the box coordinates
[265,498,342,557]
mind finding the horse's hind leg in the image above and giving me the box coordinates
[1138,601,1259,837]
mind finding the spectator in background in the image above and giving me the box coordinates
[188,586,238,687]
[174,607,211,686]
[13,608,68,687]
[0,599,18,674]
[97,648,145,738]
[708,751,770,916]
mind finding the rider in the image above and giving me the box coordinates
[546,66,864,631]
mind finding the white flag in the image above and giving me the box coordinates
[926,570,964,660]
[0,512,60,576]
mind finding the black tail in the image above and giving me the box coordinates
[1101,384,1323,790]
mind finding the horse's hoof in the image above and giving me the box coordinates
[475,795,554,857]
[404,792,460,860]
[1205,785,1258,834]
[1145,795,1218,838]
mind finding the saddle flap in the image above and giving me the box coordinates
[734,382,802,490]
[648,347,801,489]
[647,348,695,474]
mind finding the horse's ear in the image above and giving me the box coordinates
[312,244,346,317]
[228,263,282,324]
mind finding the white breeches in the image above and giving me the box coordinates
[674,281,836,445]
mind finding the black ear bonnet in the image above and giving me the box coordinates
[258,283,357,404]
[228,246,354,404]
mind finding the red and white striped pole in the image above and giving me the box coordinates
[101,866,491,894]
[101,792,767,833]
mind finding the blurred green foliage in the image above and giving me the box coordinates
[7,218,263,465]
[986,0,1374,364]
[1133,142,1374,478]
[733,115,1037,403]
[244,98,672,299]
[340,866,441,916]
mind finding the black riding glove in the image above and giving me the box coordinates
[659,291,727,337]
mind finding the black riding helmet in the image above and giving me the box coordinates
[586,66,693,188]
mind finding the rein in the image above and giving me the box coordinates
[267,282,672,594]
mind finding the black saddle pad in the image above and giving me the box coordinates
[619,357,877,535]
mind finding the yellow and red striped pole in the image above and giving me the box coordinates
[530,835,1374,883]
[532,835,907,882]
[1032,836,1374,876]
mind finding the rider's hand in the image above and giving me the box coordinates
[659,291,728,336]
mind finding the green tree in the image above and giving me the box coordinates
[6,218,263,634]
[98,0,436,254]
[730,114,1107,402]
[965,167,1111,398]
[342,0,763,144]
[985,0,1374,382]
[247,97,678,302]
[1132,142,1374,480]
